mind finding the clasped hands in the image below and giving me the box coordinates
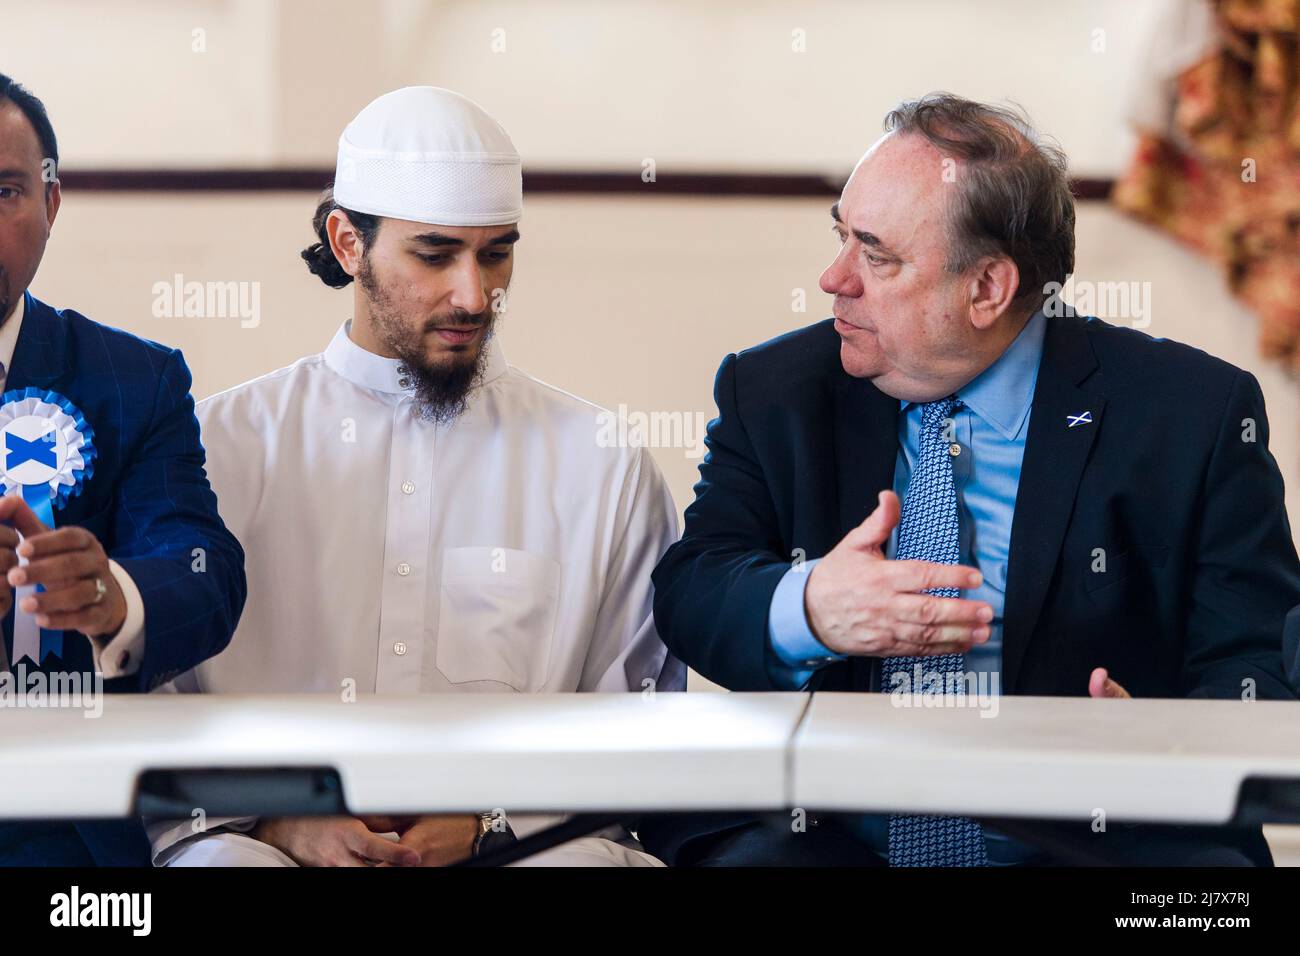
[251,814,481,867]
[0,496,127,639]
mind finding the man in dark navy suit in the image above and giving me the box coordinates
[643,93,1300,867]
[0,74,246,865]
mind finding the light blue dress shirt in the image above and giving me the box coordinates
[766,308,1048,864]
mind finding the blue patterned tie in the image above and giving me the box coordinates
[879,396,988,867]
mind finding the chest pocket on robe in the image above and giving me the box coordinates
[435,547,561,692]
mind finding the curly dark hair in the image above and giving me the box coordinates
[301,186,382,288]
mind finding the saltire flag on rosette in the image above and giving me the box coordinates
[0,388,96,664]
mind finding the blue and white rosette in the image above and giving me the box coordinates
[0,388,96,664]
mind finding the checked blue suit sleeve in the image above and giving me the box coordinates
[108,349,246,691]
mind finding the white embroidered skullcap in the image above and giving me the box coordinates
[333,86,522,226]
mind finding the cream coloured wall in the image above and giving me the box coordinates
[6,0,1152,175]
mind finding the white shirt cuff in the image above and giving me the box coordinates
[89,559,146,678]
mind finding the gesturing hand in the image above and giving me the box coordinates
[1088,667,1132,699]
[804,490,993,658]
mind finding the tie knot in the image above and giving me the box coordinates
[921,395,961,429]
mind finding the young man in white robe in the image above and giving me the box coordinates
[148,87,685,867]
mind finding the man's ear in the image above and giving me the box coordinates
[44,180,61,231]
[967,256,1020,330]
[325,209,366,278]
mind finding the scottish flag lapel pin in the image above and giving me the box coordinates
[1066,410,1093,428]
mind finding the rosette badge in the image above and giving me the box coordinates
[0,388,97,663]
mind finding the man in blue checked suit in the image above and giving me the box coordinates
[0,74,246,865]
[640,93,1300,867]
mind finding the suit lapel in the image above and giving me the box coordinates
[833,373,899,536]
[831,371,898,692]
[1,294,87,675]
[7,292,69,390]
[1002,311,1105,692]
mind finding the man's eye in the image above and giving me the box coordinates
[866,253,885,265]
[481,251,510,262]
[0,187,17,200]
[417,254,447,265]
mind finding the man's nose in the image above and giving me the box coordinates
[819,250,859,297]
[449,260,489,315]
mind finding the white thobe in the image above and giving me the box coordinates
[150,322,684,866]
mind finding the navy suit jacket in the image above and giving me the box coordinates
[0,292,246,865]
[644,310,1300,864]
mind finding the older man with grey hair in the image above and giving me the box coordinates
[641,92,1300,867]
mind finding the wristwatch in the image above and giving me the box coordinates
[473,811,518,856]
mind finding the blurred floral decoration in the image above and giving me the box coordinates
[1113,0,1300,371]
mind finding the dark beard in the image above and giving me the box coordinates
[358,257,496,424]
[401,332,493,425]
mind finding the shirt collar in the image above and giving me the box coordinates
[900,308,1046,441]
[323,319,508,396]
[0,293,25,377]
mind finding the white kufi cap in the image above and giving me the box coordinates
[333,86,522,226]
